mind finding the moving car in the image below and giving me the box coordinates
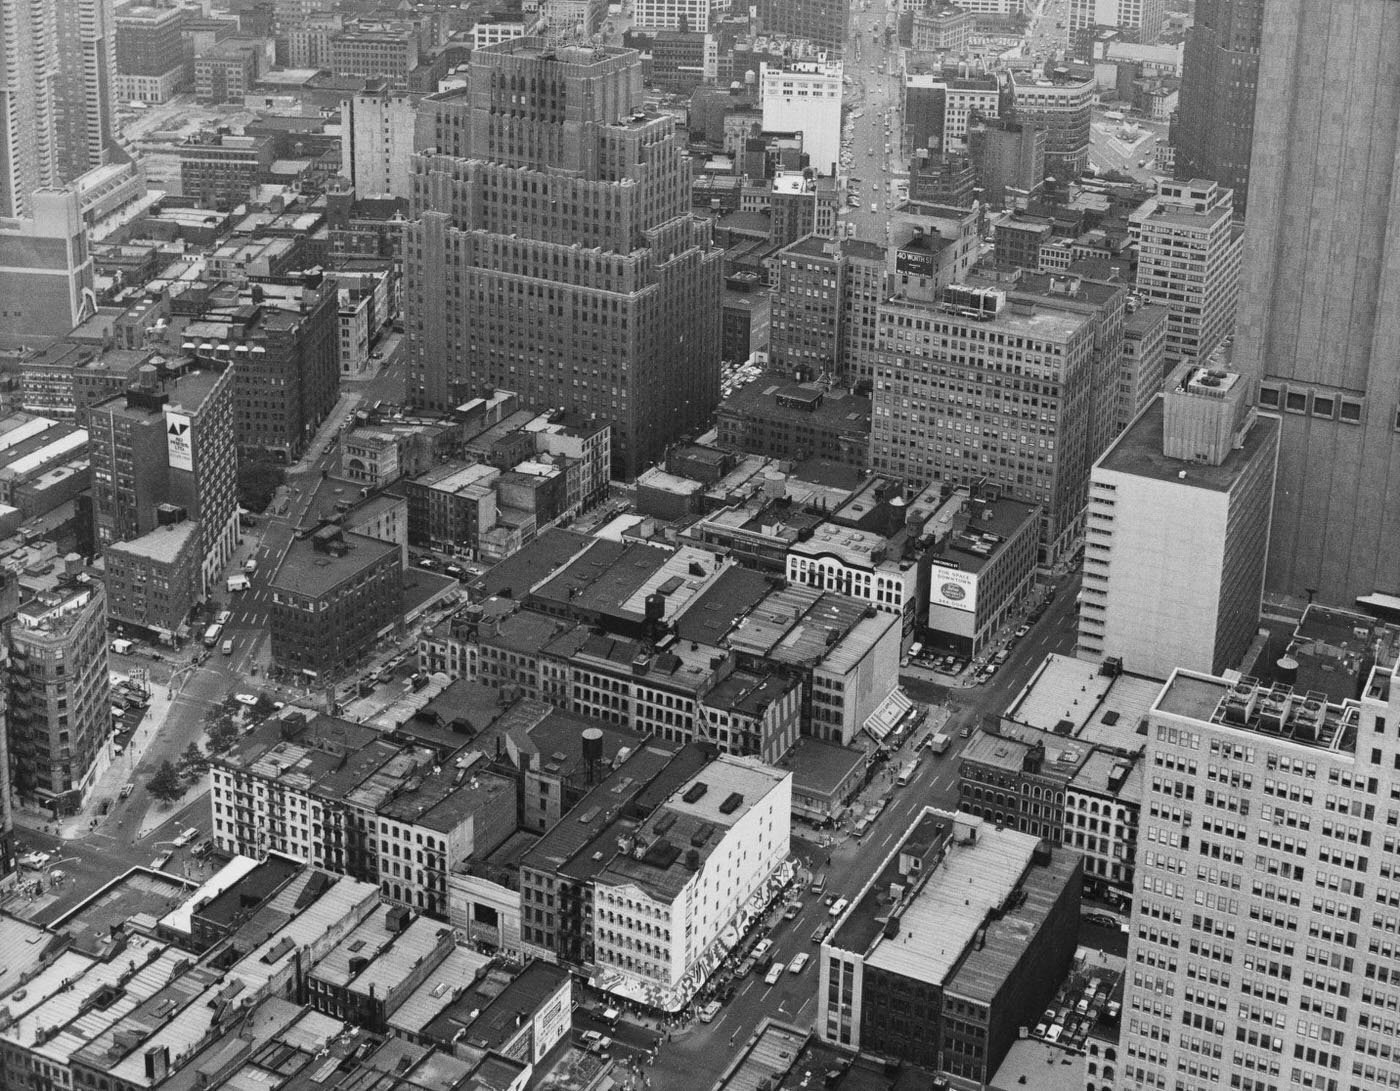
[828,897,849,918]
[788,953,810,974]
[151,851,173,869]
[810,922,831,944]
[19,852,50,868]
[764,962,785,986]
[783,902,803,920]
[119,783,134,799]
[699,1001,722,1023]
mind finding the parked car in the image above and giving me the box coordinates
[752,938,773,960]
[173,827,199,847]
[783,902,803,920]
[699,1001,722,1023]
[811,922,831,944]
[736,956,756,978]
[150,851,173,869]
[1014,624,1031,639]
[19,852,50,868]
[828,897,849,918]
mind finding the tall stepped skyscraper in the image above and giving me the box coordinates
[1233,0,1400,603]
[404,39,722,478]
[1171,0,1263,217]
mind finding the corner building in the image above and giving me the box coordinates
[1125,638,1400,1091]
[404,40,723,479]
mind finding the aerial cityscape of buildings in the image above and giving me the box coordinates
[0,0,1395,1089]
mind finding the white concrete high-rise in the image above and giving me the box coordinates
[1079,364,1278,679]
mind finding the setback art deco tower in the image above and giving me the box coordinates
[404,39,722,478]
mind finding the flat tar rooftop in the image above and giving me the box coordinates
[1097,397,1280,492]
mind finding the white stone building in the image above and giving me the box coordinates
[760,58,843,177]
[592,754,791,1007]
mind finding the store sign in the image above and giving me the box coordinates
[930,565,977,613]
[166,412,192,471]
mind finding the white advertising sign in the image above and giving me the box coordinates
[166,412,193,471]
[930,565,978,614]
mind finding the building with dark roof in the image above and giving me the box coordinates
[176,132,277,210]
[268,525,403,678]
[422,959,571,1064]
[715,371,871,472]
[921,486,1041,658]
[180,283,340,464]
[188,854,302,951]
[210,713,516,919]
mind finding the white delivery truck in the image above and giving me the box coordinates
[227,574,250,593]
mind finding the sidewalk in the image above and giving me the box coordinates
[14,664,196,842]
[285,391,361,478]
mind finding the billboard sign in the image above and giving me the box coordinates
[930,564,977,614]
[166,412,193,471]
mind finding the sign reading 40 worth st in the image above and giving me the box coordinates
[929,564,977,613]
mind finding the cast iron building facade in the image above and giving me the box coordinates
[1171,0,1262,217]
[1233,0,1400,603]
[403,40,723,479]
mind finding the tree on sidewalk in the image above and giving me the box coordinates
[180,742,204,768]
[146,761,184,804]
